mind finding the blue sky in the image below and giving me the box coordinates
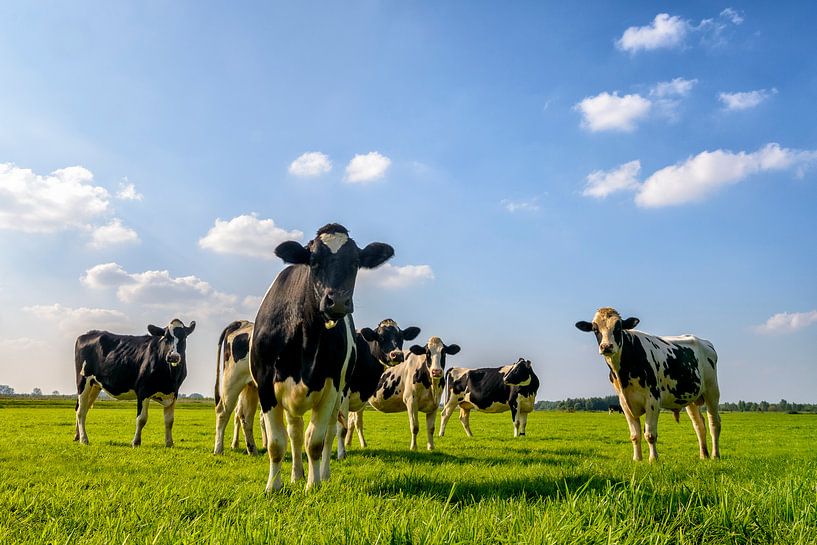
[1,2,815,402]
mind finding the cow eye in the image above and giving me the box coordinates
[591,324,598,332]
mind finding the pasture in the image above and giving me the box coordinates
[1,400,816,544]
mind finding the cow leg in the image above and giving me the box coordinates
[214,381,243,455]
[623,410,643,461]
[518,411,529,436]
[643,403,660,462]
[240,385,260,455]
[354,411,367,447]
[163,399,176,447]
[459,407,473,437]
[321,397,341,481]
[231,394,242,450]
[345,410,357,447]
[75,380,100,445]
[259,410,267,448]
[286,413,305,482]
[132,398,149,447]
[263,406,286,493]
[336,395,349,461]
[425,410,436,450]
[304,388,339,490]
[406,398,419,450]
[685,404,709,459]
[438,396,457,437]
[512,407,520,437]
[705,396,721,459]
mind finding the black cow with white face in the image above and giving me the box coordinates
[74,319,196,447]
[250,223,393,491]
[336,319,421,459]
[440,358,539,438]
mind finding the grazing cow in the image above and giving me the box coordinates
[369,336,461,451]
[336,319,421,459]
[250,223,394,491]
[575,307,721,461]
[440,358,539,438]
[608,403,624,414]
[213,320,260,455]
[74,319,196,447]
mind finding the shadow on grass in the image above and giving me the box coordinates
[349,446,605,466]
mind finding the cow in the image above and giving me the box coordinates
[213,320,260,455]
[439,358,539,438]
[608,403,624,414]
[336,319,421,459]
[250,223,394,491]
[369,336,460,451]
[575,307,721,462]
[74,319,196,447]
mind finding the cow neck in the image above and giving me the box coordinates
[603,332,629,380]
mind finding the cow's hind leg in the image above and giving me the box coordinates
[132,398,149,447]
[75,379,100,445]
[286,413,305,482]
[439,396,457,437]
[214,377,245,455]
[336,394,349,461]
[705,394,721,459]
[459,407,473,437]
[163,399,176,447]
[686,404,709,459]
[262,407,286,493]
[623,408,643,461]
[518,411,529,436]
[353,411,367,447]
[239,385,260,455]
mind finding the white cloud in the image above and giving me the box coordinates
[345,152,391,183]
[358,264,434,289]
[501,198,540,213]
[616,13,688,53]
[289,152,332,177]
[719,88,777,111]
[116,179,143,201]
[635,143,817,208]
[756,311,817,334]
[0,337,48,350]
[89,219,140,249]
[23,303,131,334]
[198,214,303,260]
[242,295,264,311]
[650,77,698,98]
[575,92,652,132]
[720,8,744,25]
[0,163,111,233]
[583,160,642,198]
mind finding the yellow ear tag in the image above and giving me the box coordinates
[325,320,338,330]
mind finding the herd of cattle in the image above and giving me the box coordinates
[72,223,722,491]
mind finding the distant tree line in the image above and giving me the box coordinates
[0,385,206,400]
[535,396,817,413]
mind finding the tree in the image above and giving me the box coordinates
[32,388,43,396]
[52,390,60,396]
[0,385,14,395]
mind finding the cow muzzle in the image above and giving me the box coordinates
[431,369,443,378]
[320,290,353,321]
[387,350,404,363]
[599,343,614,355]
[166,352,181,366]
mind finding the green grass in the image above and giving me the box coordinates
[1,401,816,544]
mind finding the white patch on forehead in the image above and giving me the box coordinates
[319,233,349,254]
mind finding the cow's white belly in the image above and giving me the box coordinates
[111,389,137,401]
[370,394,407,413]
[150,392,177,407]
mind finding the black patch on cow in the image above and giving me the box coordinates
[377,371,402,400]
[618,333,660,400]
[663,345,702,403]
[413,365,432,389]
[232,333,250,362]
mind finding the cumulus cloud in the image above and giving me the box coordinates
[89,219,140,249]
[575,92,652,132]
[756,311,817,334]
[198,214,303,259]
[116,179,143,201]
[720,8,744,25]
[24,303,131,334]
[719,88,778,111]
[289,152,332,177]
[583,160,642,198]
[616,13,688,53]
[651,77,698,98]
[345,152,391,183]
[501,198,540,213]
[358,264,434,289]
[0,163,111,233]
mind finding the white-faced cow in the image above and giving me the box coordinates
[74,319,196,447]
[440,358,539,438]
[575,307,721,462]
[213,320,260,455]
[336,319,421,459]
[250,223,394,491]
[369,336,460,451]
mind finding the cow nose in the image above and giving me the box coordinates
[599,343,613,354]
[388,350,404,363]
[166,352,181,365]
[321,290,352,317]
[431,369,442,378]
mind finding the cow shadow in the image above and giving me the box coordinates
[349,446,603,467]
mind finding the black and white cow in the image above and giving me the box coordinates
[250,223,393,491]
[336,319,421,459]
[575,307,721,461]
[213,320,260,455]
[440,358,539,438]
[369,336,460,451]
[74,319,196,447]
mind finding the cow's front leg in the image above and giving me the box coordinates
[75,380,100,445]
[163,399,176,447]
[263,406,286,493]
[353,411,367,447]
[459,407,473,437]
[425,410,436,450]
[686,404,709,459]
[336,395,349,461]
[321,397,341,481]
[644,402,660,462]
[406,398,419,450]
[286,413,305,483]
[304,387,338,490]
[623,409,642,461]
[132,398,149,447]
[518,411,529,436]
[512,407,520,437]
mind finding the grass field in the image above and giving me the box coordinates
[1,400,816,544]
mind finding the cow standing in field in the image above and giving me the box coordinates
[608,403,624,414]
[213,320,260,455]
[336,319,421,459]
[575,307,721,461]
[369,336,460,451]
[440,358,539,438]
[74,319,196,447]
[250,223,394,491]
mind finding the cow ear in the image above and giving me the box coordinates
[360,327,378,342]
[622,317,640,330]
[359,243,394,269]
[575,321,594,332]
[148,324,165,337]
[275,241,310,264]
[402,326,421,341]
[185,321,196,335]
[409,344,426,355]
[444,344,461,355]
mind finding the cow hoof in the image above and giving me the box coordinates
[519,433,525,436]
[132,441,141,448]
[165,441,174,448]
[265,482,283,494]
[214,447,224,455]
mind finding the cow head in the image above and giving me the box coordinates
[360,319,421,366]
[575,307,639,359]
[148,319,196,367]
[502,358,534,387]
[408,336,461,379]
[275,223,394,327]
